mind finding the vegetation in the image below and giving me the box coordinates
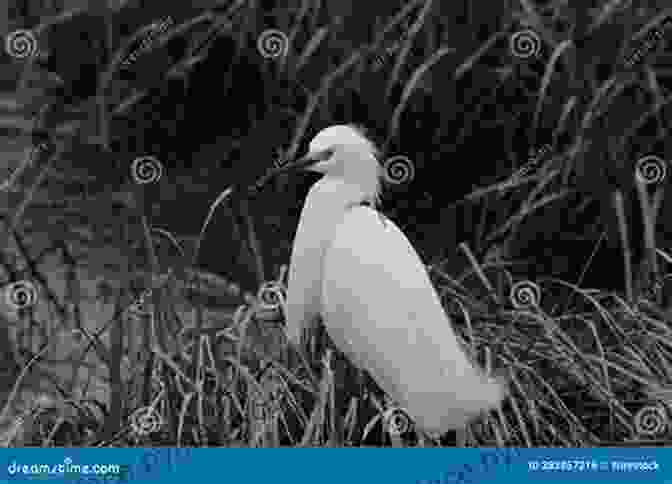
[0,0,671,447]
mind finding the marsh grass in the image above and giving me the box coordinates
[1,0,672,447]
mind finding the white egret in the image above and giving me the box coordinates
[277,124,507,437]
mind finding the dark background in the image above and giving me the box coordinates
[3,0,671,295]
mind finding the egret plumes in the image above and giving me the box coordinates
[282,124,507,436]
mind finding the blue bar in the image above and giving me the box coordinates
[0,448,668,483]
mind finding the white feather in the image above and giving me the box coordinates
[322,205,506,435]
[284,125,506,435]
[286,176,372,344]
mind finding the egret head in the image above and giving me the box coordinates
[284,124,383,205]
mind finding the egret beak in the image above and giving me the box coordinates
[280,148,334,174]
[250,148,334,193]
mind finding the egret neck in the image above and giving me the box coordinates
[286,175,380,347]
[285,124,383,347]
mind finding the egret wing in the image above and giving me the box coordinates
[321,207,506,435]
[285,181,335,345]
